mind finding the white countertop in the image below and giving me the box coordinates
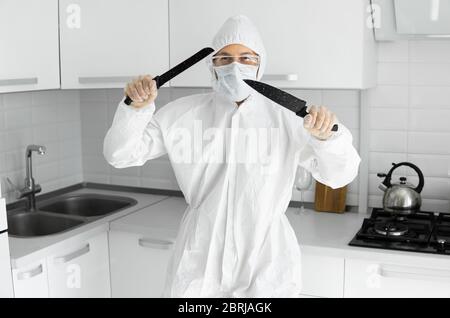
[10,189,450,270]
[111,196,450,269]
[110,196,187,240]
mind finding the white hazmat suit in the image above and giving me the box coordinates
[103,15,361,298]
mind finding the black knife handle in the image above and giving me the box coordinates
[296,108,339,132]
[124,76,161,106]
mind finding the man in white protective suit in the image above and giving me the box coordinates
[103,15,361,298]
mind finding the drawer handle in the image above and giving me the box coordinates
[378,264,450,282]
[138,238,174,250]
[54,244,90,264]
[17,264,43,280]
[0,77,38,86]
[261,74,298,81]
[78,76,133,84]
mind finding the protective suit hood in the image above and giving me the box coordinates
[207,15,267,83]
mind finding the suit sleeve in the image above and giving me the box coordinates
[295,122,361,189]
[103,97,167,168]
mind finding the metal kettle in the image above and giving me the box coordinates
[377,162,425,215]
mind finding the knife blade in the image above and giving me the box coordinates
[124,47,215,105]
[244,79,338,132]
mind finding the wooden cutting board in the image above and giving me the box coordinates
[314,181,347,213]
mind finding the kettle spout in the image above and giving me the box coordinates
[378,183,388,192]
[377,173,389,192]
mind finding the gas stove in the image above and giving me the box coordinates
[349,208,450,255]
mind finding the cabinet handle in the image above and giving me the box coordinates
[78,76,133,84]
[261,74,298,81]
[54,244,90,264]
[138,238,174,250]
[0,77,38,86]
[17,264,43,280]
[377,264,450,282]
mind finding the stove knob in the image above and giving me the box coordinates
[437,239,447,250]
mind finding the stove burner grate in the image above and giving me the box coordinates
[349,208,450,255]
[374,221,409,236]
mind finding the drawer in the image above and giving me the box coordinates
[46,231,111,298]
[300,252,344,298]
[109,230,175,297]
[344,259,450,298]
[12,258,49,298]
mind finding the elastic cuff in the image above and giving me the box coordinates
[119,97,156,114]
[308,129,344,150]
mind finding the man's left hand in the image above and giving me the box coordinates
[303,105,337,141]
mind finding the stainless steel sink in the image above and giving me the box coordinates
[39,193,137,217]
[8,212,85,237]
[7,192,138,238]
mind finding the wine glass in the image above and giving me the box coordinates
[294,166,312,214]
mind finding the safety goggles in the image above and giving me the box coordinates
[211,54,260,67]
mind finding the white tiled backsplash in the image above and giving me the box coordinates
[368,40,450,213]
[79,87,361,206]
[0,90,83,203]
[1,40,450,212]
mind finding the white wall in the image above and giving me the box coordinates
[367,40,450,213]
[79,40,450,212]
[1,40,449,212]
[0,90,83,203]
[79,87,361,206]
[80,88,179,190]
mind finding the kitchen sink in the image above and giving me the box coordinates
[7,212,85,237]
[7,192,138,238]
[39,193,137,217]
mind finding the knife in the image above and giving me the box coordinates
[124,47,215,105]
[244,79,338,132]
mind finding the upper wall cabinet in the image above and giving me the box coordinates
[0,0,60,93]
[169,0,376,89]
[372,0,450,41]
[59,0,169,89]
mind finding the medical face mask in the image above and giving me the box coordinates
[212,62,258,102]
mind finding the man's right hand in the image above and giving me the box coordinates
[124,75,158,108]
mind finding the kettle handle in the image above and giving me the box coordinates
[381,162,425,193]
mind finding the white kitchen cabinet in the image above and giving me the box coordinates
[169,0,376,89]
[12,259,49,298]
[0,196,13,298]
[46,231,110,298]
[300,252,344,298]
[371,0,450,41]
[0,235,13,298]
[0,0,60,93]
[59,0,170,89]
[344,259,450,298]
[109,230,175,298]
[109,232,344,298]
[298,294,320,298]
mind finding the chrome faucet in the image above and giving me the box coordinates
[10,145,46,211]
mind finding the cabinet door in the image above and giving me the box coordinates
[344,259,450,298]
[47,231,110,298]
[0,0,60,93]
[109,230,175,297]
[59,0,169,89]
[0,234,14,297]
[300,252,344,298]
[169,0,375,89]
[297,294,320,298]
[12,259,49,298]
